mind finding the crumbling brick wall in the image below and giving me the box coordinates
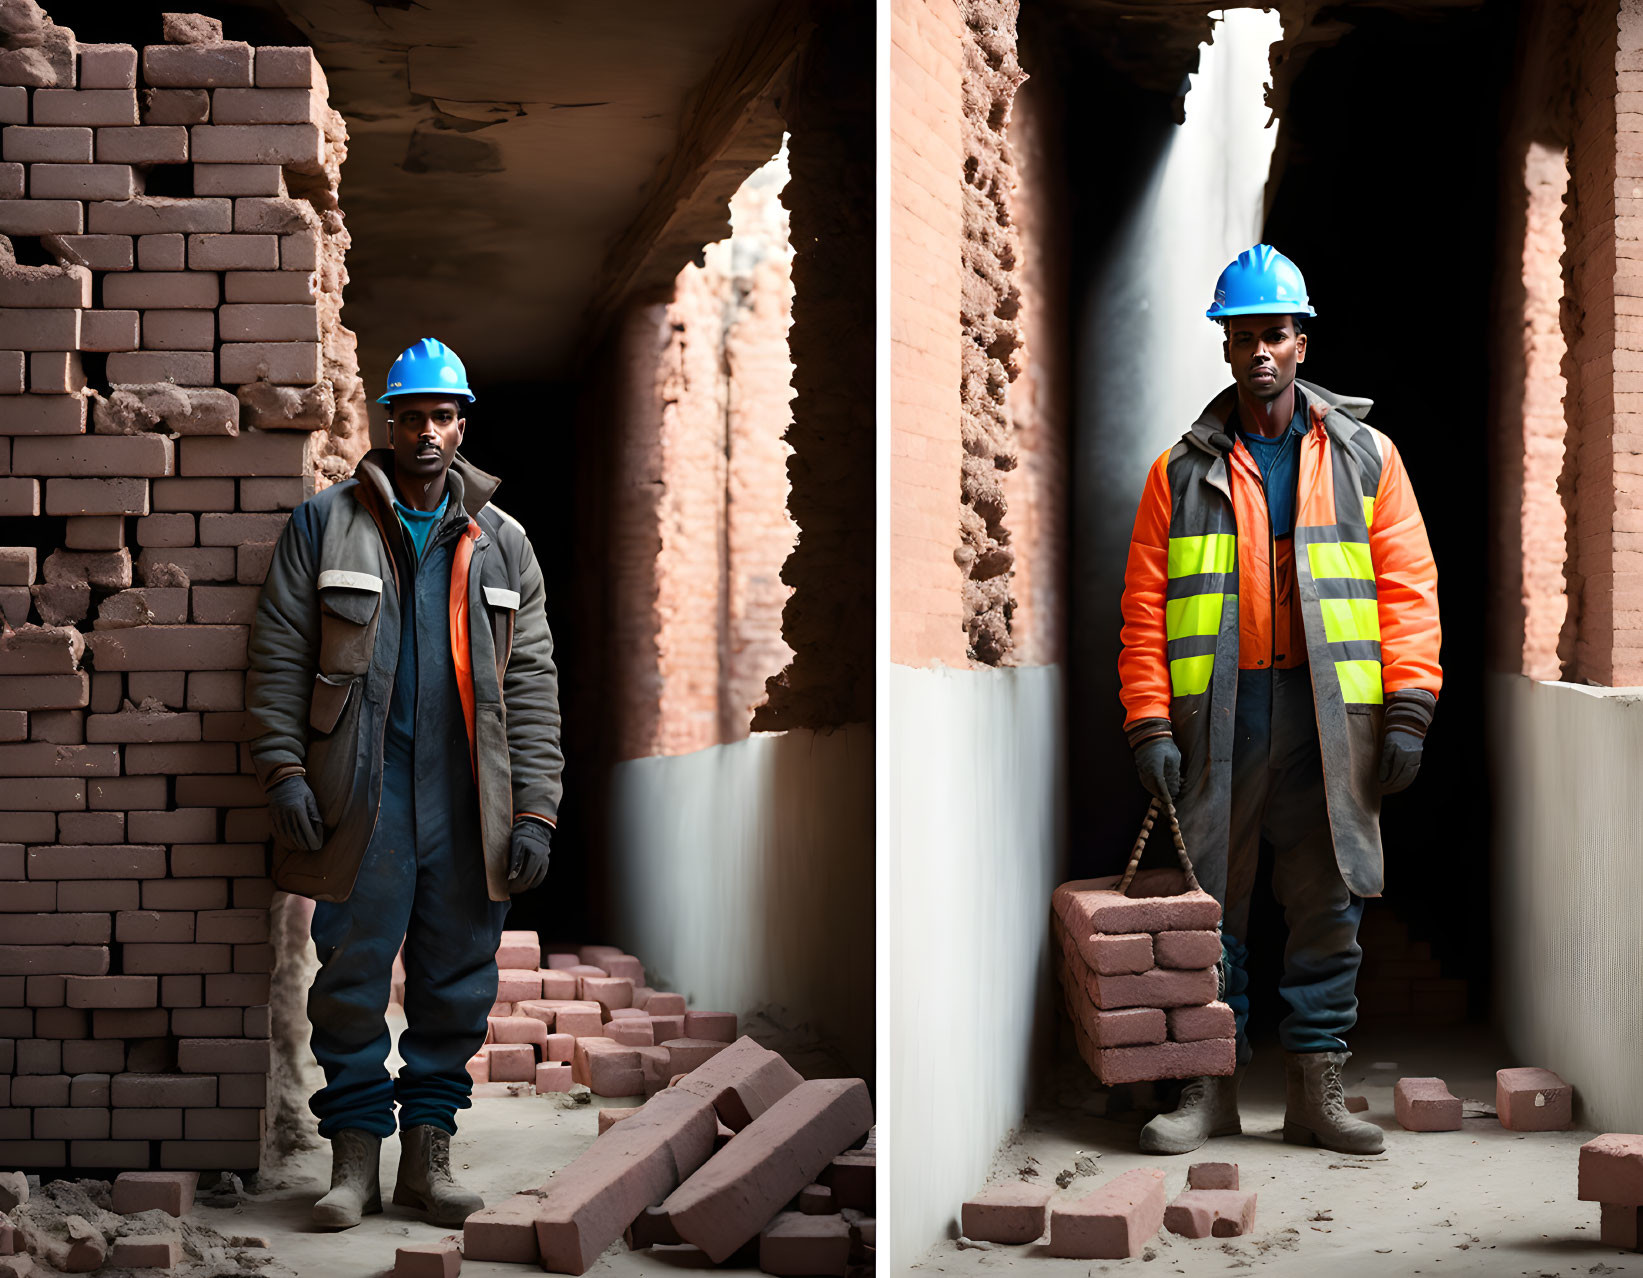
[753,6,874,727]
[1559,0,1628,685]
[610,156,796,760]
[957,0,1024,667]
[0,5,364,1173]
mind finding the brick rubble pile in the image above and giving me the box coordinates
[0,5,365,1177]
[440,1033,873,1276]
[1051,869,1235,1085]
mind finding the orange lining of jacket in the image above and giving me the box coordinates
[450,520,480,781]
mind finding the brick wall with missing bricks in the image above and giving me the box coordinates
[0,6,367,1174]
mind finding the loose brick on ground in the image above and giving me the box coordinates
[1581,1135,1643,1204]
[1049,1167,1166,1260]
[525,1087,719,1273]
[112,1169,198,1215]
[395,1238,461,1278]
[1497,1066,1572,1131]
[1394,1077,1463,1132]
[663,1078,873,1263]
[1164,1188,1257,1238]
[962,1179,1053,1244]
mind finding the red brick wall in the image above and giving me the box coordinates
[0,10,363,1173]
[890,0,969,669]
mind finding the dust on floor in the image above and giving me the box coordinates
[914,1027,1641,1277]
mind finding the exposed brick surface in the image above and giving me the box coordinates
[0,6,363,1177]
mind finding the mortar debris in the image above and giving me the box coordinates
[5,1178,296,1278]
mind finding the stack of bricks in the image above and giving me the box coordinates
[462,1036,875,1275]
[0,6,366,1175]
[1050,869,1235,1085]
[454,935,740,1102]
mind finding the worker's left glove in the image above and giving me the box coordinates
[1378,689,1437,795]
[508,819,552,893]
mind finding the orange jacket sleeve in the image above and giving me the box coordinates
[1369,432,1442,699]
[1119,449,1175,728]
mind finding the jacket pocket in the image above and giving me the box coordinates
[483,585,518,682]
[317,570,382,675]
[309,672,356,734]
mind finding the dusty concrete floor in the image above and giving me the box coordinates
[237,1009,762,1277]
[914,1025,1640,1277]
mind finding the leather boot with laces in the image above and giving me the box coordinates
[1138,1068,1244,1154]
[312,1128,383,1229]
[394,1124,485,1227]
[1282,1050,1384,1154]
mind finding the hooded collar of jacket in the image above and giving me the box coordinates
[351,448,502,530]
[1185,378,1373,457]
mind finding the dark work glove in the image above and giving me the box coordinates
[267,775,323,852]
[508,819,552,893]
[1133,736,1183,802]
[1378,728,1423,794]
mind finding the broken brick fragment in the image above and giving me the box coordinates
[394,1238,461,1278]
[1393,1077,1462,1132]
[961,1179,1052,1244]
[1163,1188,1257,1238]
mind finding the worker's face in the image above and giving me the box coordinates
[1223,314,1306,401]
[387,395,466,482]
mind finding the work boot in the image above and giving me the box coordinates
[312,1128,383,1230]
[1138,1068,1243,1154]
[1282,1050,1384,1154]
[394,1124,485,1227]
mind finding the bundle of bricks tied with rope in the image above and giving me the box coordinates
[1051,797,1236,1084]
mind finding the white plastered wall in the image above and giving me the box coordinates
[608,723,874,1079]
[1492,674,1643,1129]
[888,663,1066,1267]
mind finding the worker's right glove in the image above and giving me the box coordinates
[1132,733,1183,802]
[267,775,324,853]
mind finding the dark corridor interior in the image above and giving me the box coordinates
[1058,1,1513,1035]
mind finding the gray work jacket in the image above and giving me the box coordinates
[246,449,564,903]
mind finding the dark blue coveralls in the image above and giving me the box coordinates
[1217,399,1365,1066]
[307,495,511,1138]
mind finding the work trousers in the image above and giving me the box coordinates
[1218,664,1364,1064]
[307,524,510,1140]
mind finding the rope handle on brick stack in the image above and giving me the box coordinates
[1117,795,1202,897]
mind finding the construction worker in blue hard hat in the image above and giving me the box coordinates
[1117,245,1442,1157]
[246,337,564,1230]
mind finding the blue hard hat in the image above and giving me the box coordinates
[378,337,475,404]
[1206,244,1317,321]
